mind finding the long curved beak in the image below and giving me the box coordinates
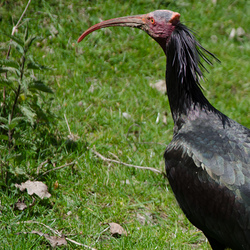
[77,15,146,43]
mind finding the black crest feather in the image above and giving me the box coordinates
[168,23,219,87]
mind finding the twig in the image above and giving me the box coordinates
[95,226,110,243]
[36,161,76,179]
[84,104,93,113]
[126,123,141,148]
[13,0,32,32]
[66,238,96,249]
[16,220,97,250]
[36,159,50,175]
[64,113,72,135]
[108,151,120,161]
[64,113,79,141]
[92,149,163,175]
[6,0,32,60]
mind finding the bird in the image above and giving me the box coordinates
[78,10,250,250]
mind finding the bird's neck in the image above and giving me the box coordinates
[165,57,210,125]
[165,24,213,127]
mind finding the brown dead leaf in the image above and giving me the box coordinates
[163,112,168,125]
[54,180,59,189]
[44,234,67,247]
[120,179,130,185]
[150,80,166,94]
[236,27,245,37]
[49,24,59,36]
[15,200,27,211]
[109,222,127,237]
[15,180,51,199]
[14,197,36,211]
[88,84,95,93]
[137,212,155,225]
[67,133,80,141]
[229,28,236,39]
[29,231,67,247]
[122,112,131,120]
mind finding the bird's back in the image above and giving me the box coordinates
[165,111,250,249]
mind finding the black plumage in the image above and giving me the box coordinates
[78,10,250,249]
[164,22,250,249]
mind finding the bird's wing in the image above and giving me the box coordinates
[165,118,250,202]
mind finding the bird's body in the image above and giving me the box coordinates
[165,113,250,249]
[78,10,250,249]
[164,22,250,249]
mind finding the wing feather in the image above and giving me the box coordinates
[165,117,250,201]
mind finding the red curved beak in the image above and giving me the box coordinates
[77,15,146,43]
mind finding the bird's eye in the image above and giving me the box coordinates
[150,18,155,24]
[147,17,155,25]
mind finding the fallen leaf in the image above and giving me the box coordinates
[122,112,131,119]
[54,180,59,189]
[156,112,160,124]
[14,197,36,211]
[150,80,166,94]
[109,222,127,237]
[163,112,168,125]
[137,212,155,225]
[229,28,236,39]
[44,234,67,247]
[211,35,218,43]
[78,101,83,106]
[137,213,146,225]
[15,200,27,211]
[49,24,59,36]
[67,133,80,141]
[236,27,245,37]
[88,84,95,93]
[120,179,130,185]
[15,180,51,199]
[30,231,67,247]
[229,27,245,40]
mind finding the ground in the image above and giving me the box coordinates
[0,0,249,249]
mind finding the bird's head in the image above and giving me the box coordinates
[77,10,180,51]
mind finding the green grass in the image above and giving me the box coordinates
[0,0,249,249]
